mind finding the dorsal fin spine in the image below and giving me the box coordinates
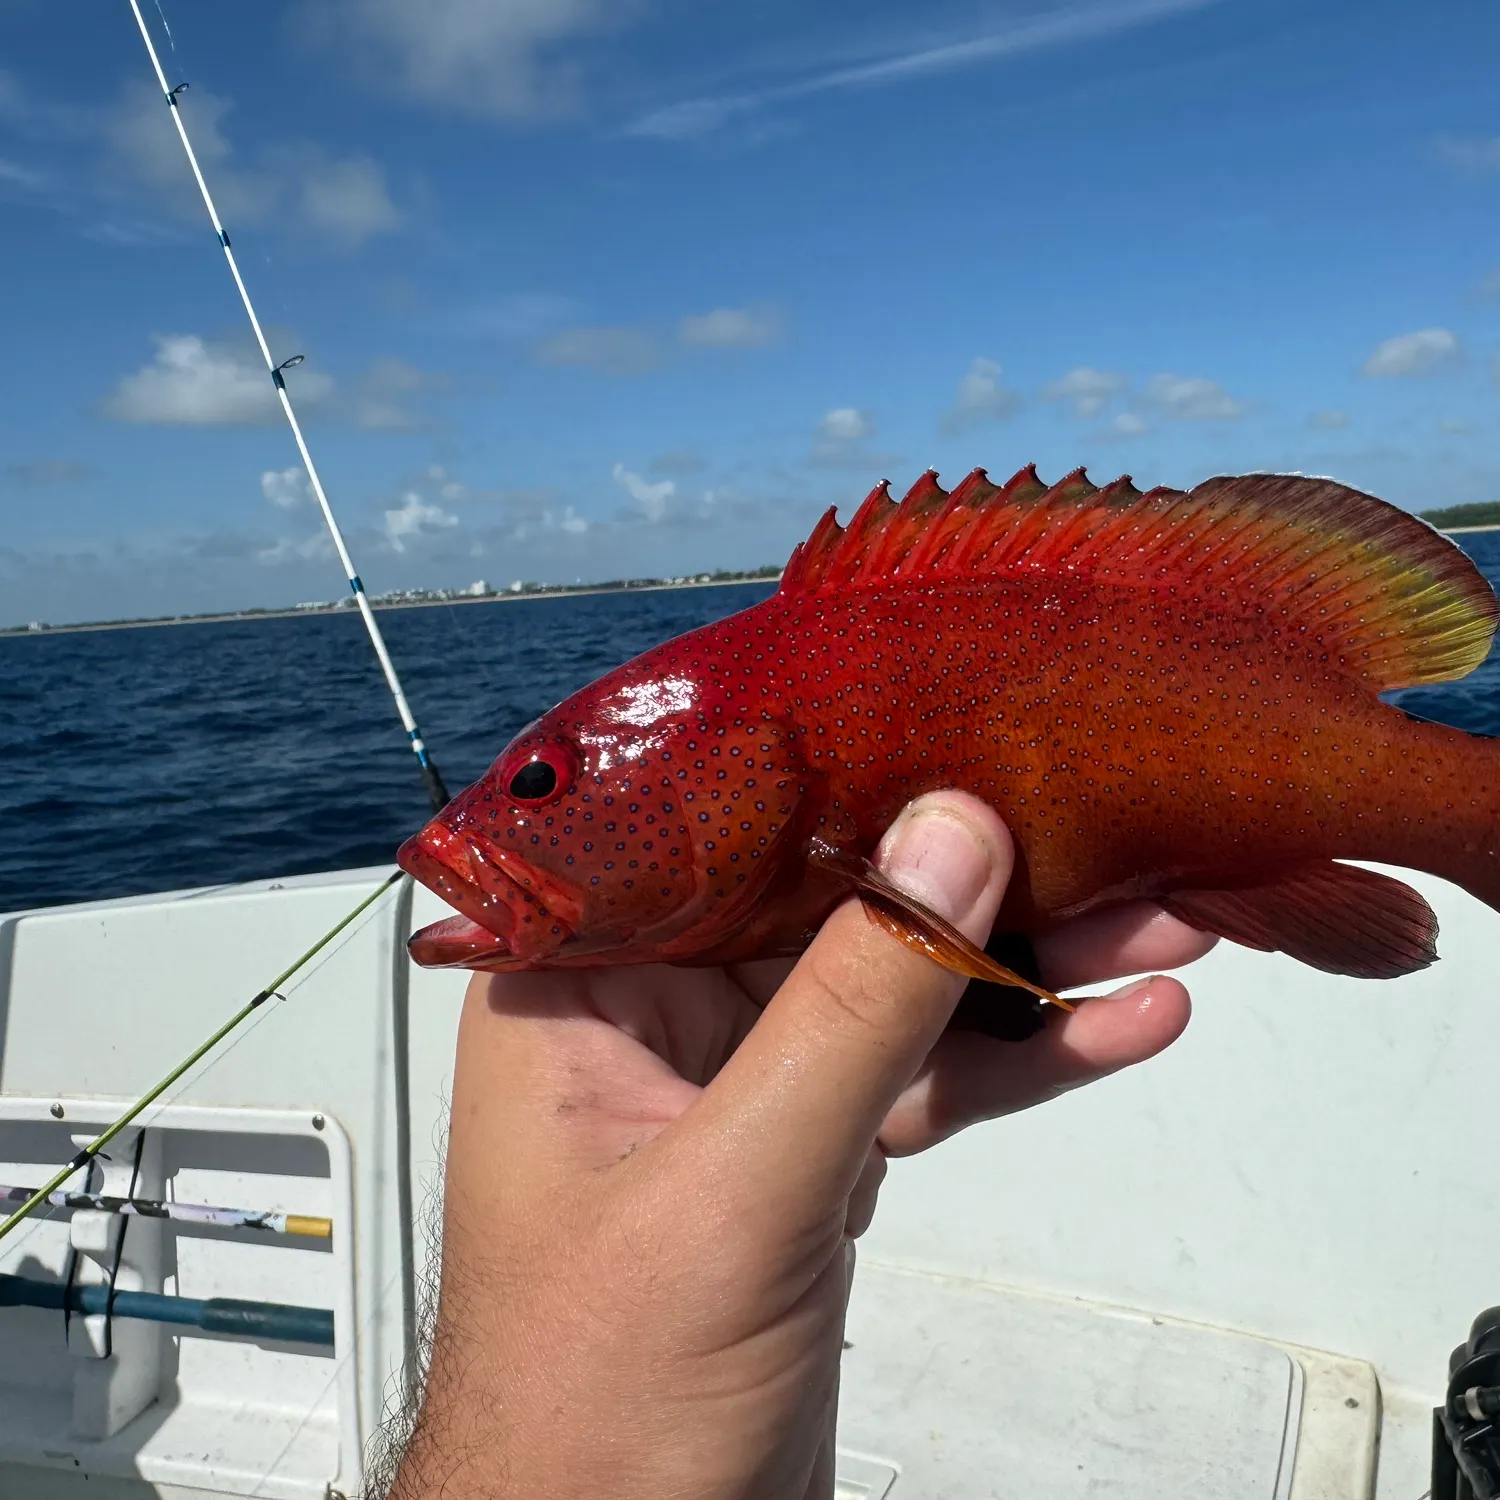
[865,472,948,579]
[906,469,997,575]
[777,466,1497,691]
[941,465,1045,574]
[828,482,895,582]
[782,507,841,594]
[779,541,807,594]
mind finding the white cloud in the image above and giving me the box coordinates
[560,507,589,534]
[262,466,313,509]
[1104,411,1149,440]
[256,531,334,566]
[1361,327,1463,378]
[630,98,745,142]
[811,406,897,469]
[1307,409,1349,430]
[1437,136,1500,175]
[1143,373,1244,420]
[535,325,660,375]
[105,82,277,226]
[1041,366,1126,418]
[299,0,629,120]
[294,151,401,246]
[678,306,783,349]
[0,157,47,191]
[103,335,332,425]
[612,462,674,523]
[463,292,574,340]
[103,81,400,250]
[352,357,437,430]
[819,407,872,443]
[385,490,459,551]
[629,0,1217,139]
[941,357,1021,435]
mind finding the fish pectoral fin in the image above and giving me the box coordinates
[947,931,1051,1041]
[1161,861,1439,980]
[807,839,1072,1010]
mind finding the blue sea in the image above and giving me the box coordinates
[4,549,1500,915]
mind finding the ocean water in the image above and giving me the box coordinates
[0,585,776,912]
[4,546,1500,915]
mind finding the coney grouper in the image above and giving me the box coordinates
[397,466,1500,1002]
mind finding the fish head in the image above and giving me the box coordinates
[398,657,811,969]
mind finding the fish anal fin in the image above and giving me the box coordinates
[1161,862,1439,980]
[779,465,1498,691]
[806,839,1073,1010]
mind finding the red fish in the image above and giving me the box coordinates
[397,466,1500,996]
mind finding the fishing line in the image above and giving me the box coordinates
[150,0,175,53]
[0,870,406,1246]
[0,878,401,1272]
[100,871,408,1146]
[124,0,451,814]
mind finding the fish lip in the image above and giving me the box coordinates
[397,821,578,961]
[408,914,515,968]
[397,829,516,942]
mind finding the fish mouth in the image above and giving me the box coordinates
[397,820,582,966]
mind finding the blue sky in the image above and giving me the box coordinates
[0,0,1497,626]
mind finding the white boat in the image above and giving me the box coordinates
[1,859,1490,1497]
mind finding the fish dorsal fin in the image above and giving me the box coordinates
[779,466,1498,690]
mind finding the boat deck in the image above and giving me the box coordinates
[1,863,1492,1498]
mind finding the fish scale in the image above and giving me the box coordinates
[400,465,1500,989]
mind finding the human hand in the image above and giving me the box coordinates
[387,791,1210,1500]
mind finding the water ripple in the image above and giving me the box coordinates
[4,550,1498,914]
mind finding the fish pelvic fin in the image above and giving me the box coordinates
[777,466,1498,692]
[806,839,1074,1011]
[1162,861,1439,979]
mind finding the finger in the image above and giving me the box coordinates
[740,901,1213,1015]
[681,791,1013,1220]
[1033,901,1217,990]
[845,1146,887,1239]
[726,955,798,1008]
[879,973,1191,1156]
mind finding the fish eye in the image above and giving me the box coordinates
[499,738,579,808]
[510,761,556,800]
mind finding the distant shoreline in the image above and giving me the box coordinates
[0,574,782,639]
[8,517,1496,637]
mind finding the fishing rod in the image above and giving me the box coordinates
[0,1273,334,1348]
[124,0,451,814]
[0,1184,331,1240]
[0,870,405,1246]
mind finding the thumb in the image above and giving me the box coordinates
[682,791,1013,1223]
